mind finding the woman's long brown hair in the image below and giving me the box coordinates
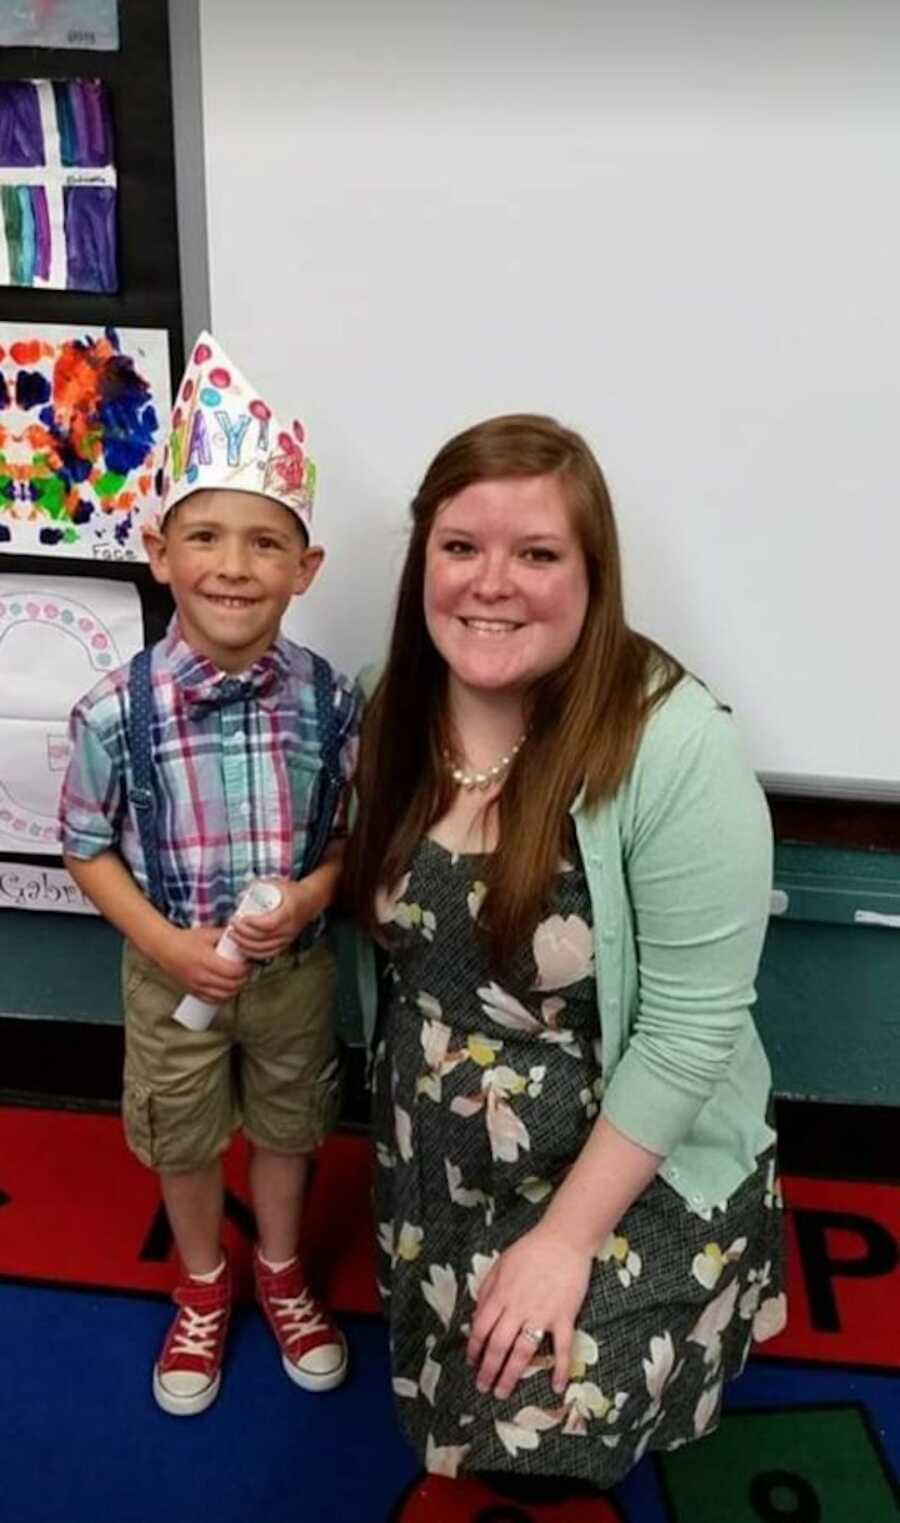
[342,414,684,965]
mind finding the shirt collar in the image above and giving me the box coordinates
[163,616,291,714]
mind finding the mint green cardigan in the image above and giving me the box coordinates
[354,673,775,1215]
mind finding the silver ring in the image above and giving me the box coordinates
[520,1324,545,1347]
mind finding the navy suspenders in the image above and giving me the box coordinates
[127,645,167,915]
[300,650,344,878]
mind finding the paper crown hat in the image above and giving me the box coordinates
[158,332,316,531]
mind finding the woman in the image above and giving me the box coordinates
[343,414,785,1496]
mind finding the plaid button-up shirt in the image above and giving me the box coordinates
[59,618,361,928]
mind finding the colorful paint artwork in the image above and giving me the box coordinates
[0,573,142,877]
[0,1,118,53]
[0,79,117,291]
[0,323,170,560]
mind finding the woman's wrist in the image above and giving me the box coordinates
[537,1201,613,1260]
[536,1114,664,1258]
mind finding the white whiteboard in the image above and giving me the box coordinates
[194,0,899,798]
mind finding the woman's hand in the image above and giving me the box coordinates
[465,1117,663,1402]
[466,1223,593,1400]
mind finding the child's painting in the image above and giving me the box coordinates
[0,323,170,560]
[0,573,142,897]
[0,79,117,291]
[0,1,118,51]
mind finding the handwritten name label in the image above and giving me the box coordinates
[0,865,98,915]
[92,544,138,561]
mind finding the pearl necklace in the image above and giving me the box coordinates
[445,735,526,791]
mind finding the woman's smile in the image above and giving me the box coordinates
[457,617,524,637]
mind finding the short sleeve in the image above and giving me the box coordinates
[58,703,125,860]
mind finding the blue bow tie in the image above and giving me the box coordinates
[182,668,277,715]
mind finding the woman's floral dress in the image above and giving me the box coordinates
[372,839,786,1487]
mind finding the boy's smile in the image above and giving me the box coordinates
[144,489,323,672]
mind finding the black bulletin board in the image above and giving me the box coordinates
[0,0,180,627]
[0,0,182,901]
[0,0,184,365]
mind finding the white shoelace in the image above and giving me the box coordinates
[271,1288,328,1340]
[170,1305,227,1359]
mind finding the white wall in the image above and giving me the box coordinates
[194,0,899,796]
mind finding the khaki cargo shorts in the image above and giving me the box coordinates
[121,937,341,1173]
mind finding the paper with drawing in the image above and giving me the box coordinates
[0,79,118,291]
[0,322,170,560]
[0,574,143,882]
[0,2,118,51]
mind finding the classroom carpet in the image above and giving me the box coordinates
[1,1106,898,1523]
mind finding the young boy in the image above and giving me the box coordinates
[59,333,360,1416]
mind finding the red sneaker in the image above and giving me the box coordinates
[254,1250,348,1392]
[152,1262,232,1417]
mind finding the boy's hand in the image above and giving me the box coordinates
[155,925,251,1002]
[228,875,324,961]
